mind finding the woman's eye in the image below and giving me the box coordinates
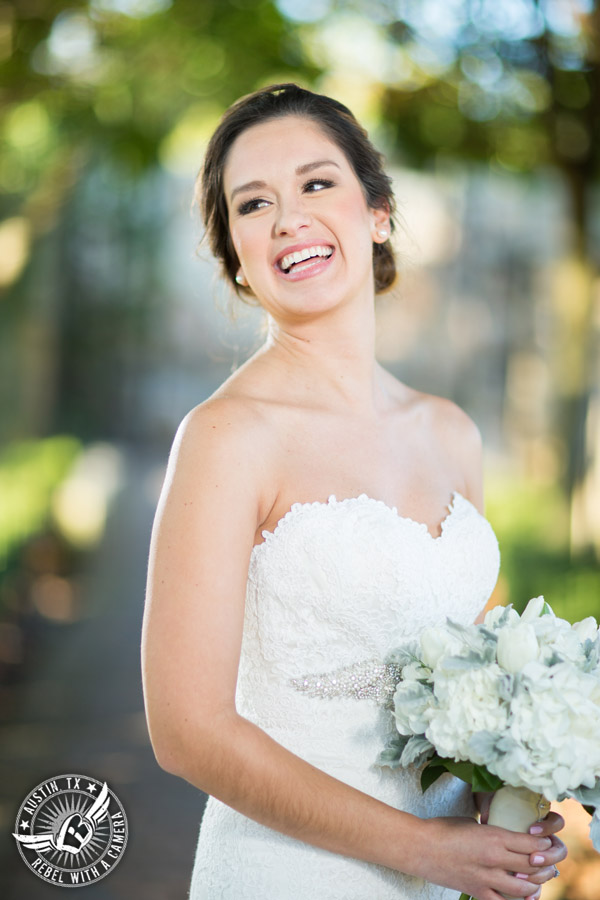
[236,179,334,215]
[237,197,270,215]
[304,178,335,193]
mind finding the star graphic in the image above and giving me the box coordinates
[20,820,30,830]
[86,783,97,794]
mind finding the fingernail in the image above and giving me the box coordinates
[516,873,529,879]
[529,825,543,834]
[532,855,544,864]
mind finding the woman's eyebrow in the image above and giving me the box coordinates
[296,158,341,176]
[229,159,341,203]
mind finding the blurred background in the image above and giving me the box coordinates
[1,0,599,897]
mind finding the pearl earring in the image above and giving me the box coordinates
[235,273,245,285]
[377,229,388,239]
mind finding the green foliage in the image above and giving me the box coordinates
[376,0,600,176]
[0,1,321,215]
[0,435,82,570]
[486,478,600,623]
[421,755,503,793]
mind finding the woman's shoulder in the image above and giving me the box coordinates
[419,392,482,447]
[381,368,484,505]
[381,367,481,443]
[175,386,275,463]
[168,392,280,530]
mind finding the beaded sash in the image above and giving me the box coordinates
[289,659,403,708]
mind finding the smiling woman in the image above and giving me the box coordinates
[197,83,397,299]
[220,114,392,308]
[141,83,567,900]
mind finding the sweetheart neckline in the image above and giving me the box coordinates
[251,490,475,555]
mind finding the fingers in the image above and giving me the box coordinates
[528,835,567,870]
[517,864,558,885]
[499,872,543,898]
[528,811,565,836]
[503,833,553,860]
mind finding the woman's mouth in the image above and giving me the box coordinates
[277,245,334,276]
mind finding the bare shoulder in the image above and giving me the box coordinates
[176,392,269,449]
[165,392,277,529]
[381,367,482,453]
[423,393,484,512]
[389,378,484,512]
[420,393,482,452]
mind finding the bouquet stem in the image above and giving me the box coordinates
[487,785,551,900]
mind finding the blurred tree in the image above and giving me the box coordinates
[351,0,600,554]
[0,0,318,223]
[0,0,320,440]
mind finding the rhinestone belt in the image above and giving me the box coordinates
[289,659,403,707]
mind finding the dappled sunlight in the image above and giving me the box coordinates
[0,217,30,287]
[51,443,125,550]
[30,573,79,623]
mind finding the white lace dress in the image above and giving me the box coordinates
[190,492,500,899]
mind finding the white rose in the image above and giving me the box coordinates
[573,616,599,643]
[520,596,550,623]
[497,623,539,673]
[531,616,586,666]
[419,626,460,669]
[484,604,520,630]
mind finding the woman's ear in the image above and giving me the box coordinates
[372,205,391,243]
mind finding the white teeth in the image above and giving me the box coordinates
[280,245,333,272]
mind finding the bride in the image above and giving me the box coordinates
[141,83,566,899]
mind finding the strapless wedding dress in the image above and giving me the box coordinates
[190,492,500,899]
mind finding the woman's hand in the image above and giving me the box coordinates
[473,794,567,897]
[517,811,567,897]
[414,813,567,900]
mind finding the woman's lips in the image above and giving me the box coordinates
[275,248,335,282]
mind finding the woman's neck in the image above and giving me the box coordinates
[261,308,390,415]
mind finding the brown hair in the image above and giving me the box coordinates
[196,83,397,305]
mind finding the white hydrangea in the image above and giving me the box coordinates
[426,663,509,760]
[391,596,600,803]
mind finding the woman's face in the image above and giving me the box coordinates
[222,115,389,318]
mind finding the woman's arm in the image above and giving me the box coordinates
[141,399,562,900]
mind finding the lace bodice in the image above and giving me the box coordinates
[190,492,501,899]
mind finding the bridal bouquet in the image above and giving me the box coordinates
[378,597,600,877]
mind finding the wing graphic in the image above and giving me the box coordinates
[85,782,110,825]
[13,831,55,851]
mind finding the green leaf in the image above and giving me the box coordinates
[472,765,503,792]
[459,893,473,900]
[421,756,477,790]
[421,763,447,792]
[438,758,475,785]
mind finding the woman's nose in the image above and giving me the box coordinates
[273,196,312,235]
